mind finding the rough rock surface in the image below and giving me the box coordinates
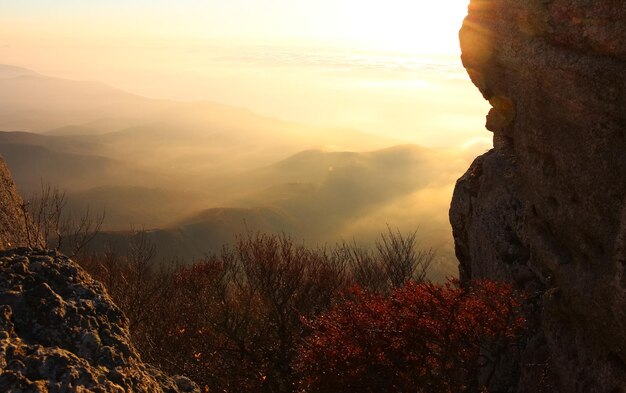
[0,248,199,392]
[0,158,28,250]
[451,0,626,392]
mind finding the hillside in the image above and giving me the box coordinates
[87,207,297,262]
[0,143,159,193]
[78,144,460,274]
[65,186,210,230]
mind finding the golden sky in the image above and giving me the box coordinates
[0,0,488,149]
[1,0,469,54]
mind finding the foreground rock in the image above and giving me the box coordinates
[0,248,199,392]
[451,0,626,391]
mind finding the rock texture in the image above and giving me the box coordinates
[0,158,28,250]
[451,0,626,392]
[0,248,199,392]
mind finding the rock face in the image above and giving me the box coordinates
[0,248,199,392]
[451,0,626,391]
[0,158,29,250]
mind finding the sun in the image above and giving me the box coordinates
[338,0,470,54]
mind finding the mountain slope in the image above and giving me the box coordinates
[0,143,159,193]
[0,64,399,154]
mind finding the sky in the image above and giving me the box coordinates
[0,0,490,149]
[1,0,469,53]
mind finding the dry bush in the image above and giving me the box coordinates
[79,230,178,360]
[150,233,349,392]
[18,182,525,393]
[79,229,434,393]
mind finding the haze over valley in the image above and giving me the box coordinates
[0,62,486,277]
[0,0,492,279]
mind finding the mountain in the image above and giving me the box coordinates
[0,143,157,193]
[0,128,455,229]
[0,125,462,272]
[0,130,104,155]
[236,145,441,226]
[65,186,211,231]
[0,65,464,277]
[0,64,399,154]
[0,64,40,79]
[84,207,295,262]
[76,144,461,274]
[0,61,401,181]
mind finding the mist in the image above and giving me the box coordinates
[0,60,489,278]
[0,0,490,278]
[0,43,488,148]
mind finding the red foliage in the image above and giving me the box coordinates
[296,279,526,393]
[81,231,525,392]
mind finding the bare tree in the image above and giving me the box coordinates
[78,229,178,360]
[20,183,104,255]
[344,227,435,294]
[341,241,389,294]
[376,226,434,287]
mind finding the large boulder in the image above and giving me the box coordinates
[0,248,199,392]
[451,0,626,391]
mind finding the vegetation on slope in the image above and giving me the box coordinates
[75,231,525,393]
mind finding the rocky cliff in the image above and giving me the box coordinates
[0,158,28,250]
[451,0,626,392]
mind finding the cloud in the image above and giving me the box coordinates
[205,45,464,76]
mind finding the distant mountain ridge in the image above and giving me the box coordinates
[0,64,41,79]
[0,64,463,277]
[0,64,400,150]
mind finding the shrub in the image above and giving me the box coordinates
[295,279,526,393]
[79,230,524,393]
